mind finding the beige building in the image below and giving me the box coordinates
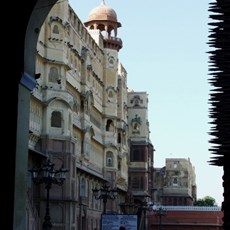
[153,158,197,206]
[26,1,198,229]
[27,0,153,229]
[127,91,154,203]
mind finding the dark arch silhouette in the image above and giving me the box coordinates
[4,0,59,229]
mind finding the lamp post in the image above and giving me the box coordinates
[92,183,118,214]
[29,159,68,230]
[140,201,153,230]
[153,206,167,230]
[120,191,139,215]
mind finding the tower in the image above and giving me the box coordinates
[84,0,122,51]
[127,91,154,204]
[84,0,128,192]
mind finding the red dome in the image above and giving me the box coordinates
[87,1,118,22]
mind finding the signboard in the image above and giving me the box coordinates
[101,214,138,230]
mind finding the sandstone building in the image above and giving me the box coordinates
[127,91,154,203]
[27,0,153,229]
[153,158,197,206]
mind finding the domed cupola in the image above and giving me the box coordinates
[84,0,122,51]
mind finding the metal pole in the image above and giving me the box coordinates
[43,183,52,230]
[159,214,162,230]
[103,197,107,214]
[143,209,146,230]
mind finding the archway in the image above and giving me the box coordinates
[6,0,59,229]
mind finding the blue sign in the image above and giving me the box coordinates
[101,214,137,230]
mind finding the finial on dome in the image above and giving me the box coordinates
[101,0,105,5]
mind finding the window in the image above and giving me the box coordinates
[108,90,113,98]
[134,99,139,106]
[106,151,113,167]
[130,176,144,189]
[173,162,178,168]
[132,177,139,189]
[49,67,59,83]
[80,178,86,196]
[106,119,113,131]
[117,133,121,143]
[133,122,139,130]
[107,158,112,167]
[131,115,141,133]
[51,111,62,128]
[118,159,121,170]
[172,177,178,186]
[53,25,59,34]
[130,149,144,162]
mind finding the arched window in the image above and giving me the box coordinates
[134,99,139,106]
[106,151,113,167]
[53,25,59,34]
[106,119,113,131]
[51,111,62,128]
[108,90,113,98]
[49,67,59,83]
[133,122,139,130]
[173,177,178,186]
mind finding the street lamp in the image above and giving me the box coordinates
[153,206,167,230]
[92,183,118,214]
[120,191,139,214]
[29,159,68,230]
[140,201,153,230]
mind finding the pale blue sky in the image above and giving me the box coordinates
[68,0,223,206]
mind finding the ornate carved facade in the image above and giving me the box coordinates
[27,1,153,229]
